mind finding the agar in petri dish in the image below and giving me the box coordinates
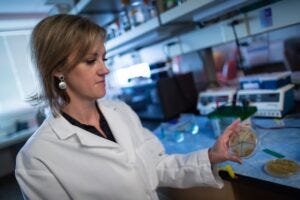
[264,158,299,178]
[229,125,257,158]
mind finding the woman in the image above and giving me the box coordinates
[15,14,242,200]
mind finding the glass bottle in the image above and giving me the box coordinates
[130,1,146,27]
[119,10,131,33]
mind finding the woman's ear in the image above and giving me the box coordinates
[53,71,63,78]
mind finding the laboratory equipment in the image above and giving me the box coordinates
[197,88,237,115]
[237,84,294,118]
[239,71,291,90]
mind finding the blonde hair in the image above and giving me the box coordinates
[30,14,106,116]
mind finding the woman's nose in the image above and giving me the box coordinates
[97,63,109,75]
[103,65,110,74]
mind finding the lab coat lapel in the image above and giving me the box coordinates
[49,114,119,149]
[100,103,136,162]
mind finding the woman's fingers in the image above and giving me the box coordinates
[228,154,242,164]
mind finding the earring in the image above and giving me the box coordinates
[58,76,67,90]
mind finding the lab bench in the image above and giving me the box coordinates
[0,127,37,150]
[153,114,300,199]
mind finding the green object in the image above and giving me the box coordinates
[208,105,257,138]
[208,105,257,121]
[263,148,285,158]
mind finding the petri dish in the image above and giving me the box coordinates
[264,158,299,178]
[229,125,257,158]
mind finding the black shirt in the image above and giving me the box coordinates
[62,108,117,143]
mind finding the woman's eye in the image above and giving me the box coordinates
[103,57,108,62]
[86,59,96,65]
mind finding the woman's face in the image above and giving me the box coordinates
[64,38,109,103]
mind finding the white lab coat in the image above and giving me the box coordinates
[15,100,223,200]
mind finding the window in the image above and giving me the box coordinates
[0,30,37,114]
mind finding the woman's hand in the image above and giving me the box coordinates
[208,118,242,165]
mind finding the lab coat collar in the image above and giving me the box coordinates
[47,108,119,149]
[47,101,136,160]
[47,113,76,140]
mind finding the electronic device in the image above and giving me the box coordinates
[237,84,294,118]
[197,88,236,115]
[239,72,291,90]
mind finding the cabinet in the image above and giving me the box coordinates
[70,0,260,57]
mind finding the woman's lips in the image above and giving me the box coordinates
[95,80,105,85]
